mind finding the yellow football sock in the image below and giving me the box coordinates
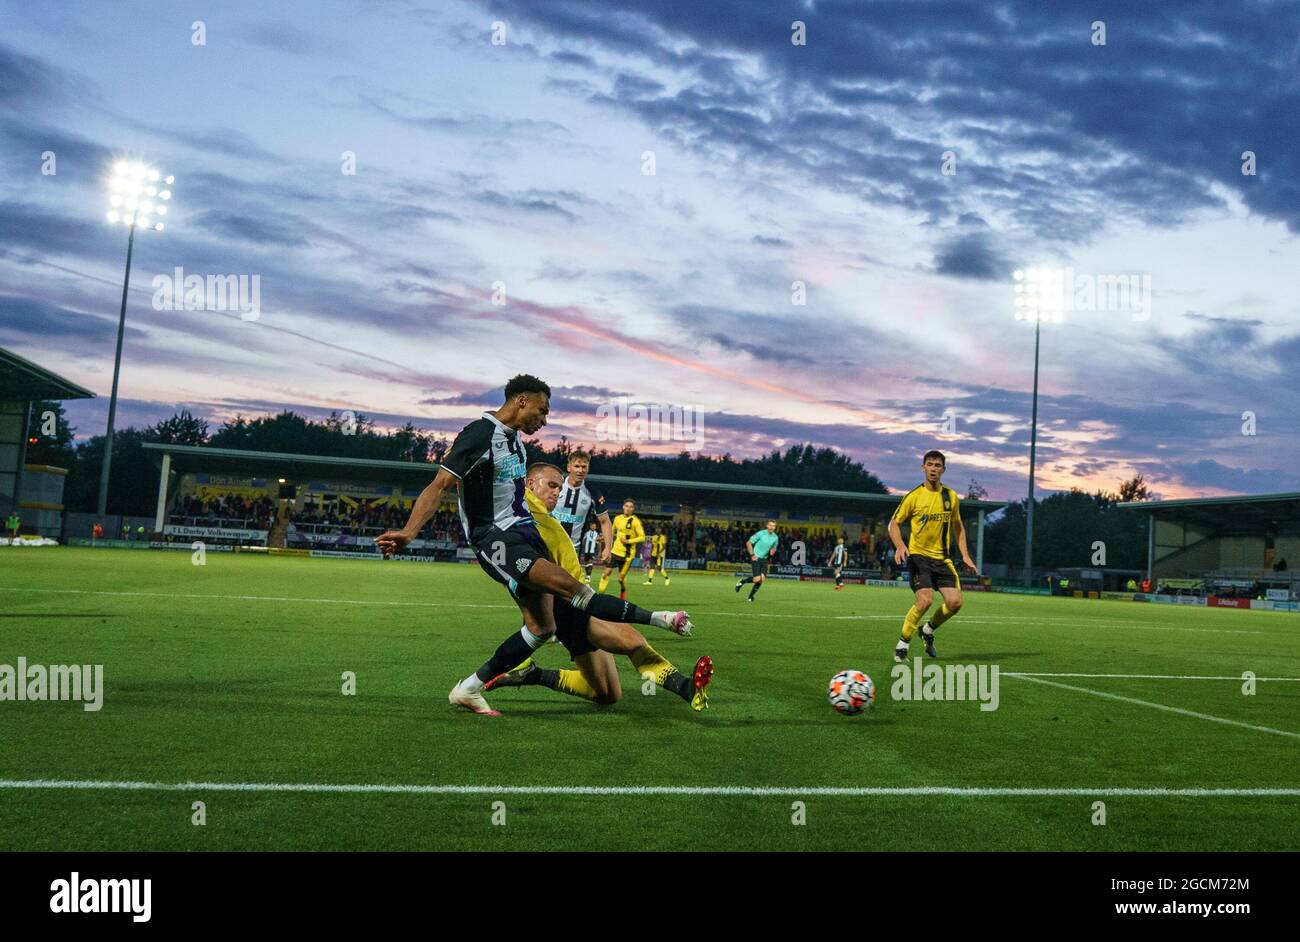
[901,605,923,641]
[598,572,611,592]
[629,644,676,685]
[930,603,956,628]
[555,669,601,701]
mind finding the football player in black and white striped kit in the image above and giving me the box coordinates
[580,522,601,581]
[553,450,613,580]
[828,535,848,590]
[376,375,692,716]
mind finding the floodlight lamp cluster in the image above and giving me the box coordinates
[107,161,174,231]
[1013,267,1065,323]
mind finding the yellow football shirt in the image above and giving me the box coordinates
[524,489,583,580]
[651,534,667,556]
[611,513,644,558]
[891,485,960,560]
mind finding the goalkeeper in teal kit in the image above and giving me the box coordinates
[735,519,780,603]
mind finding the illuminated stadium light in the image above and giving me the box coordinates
[107,160,175,230]
[1013,264,1063,588]
[1013,266,1066,324]
[98,158,176,516]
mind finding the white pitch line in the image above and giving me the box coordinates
[1008,674,1300,740]
[1006,672,1300,682]
[0,779,1297,797]
[0,586,515,611]
[0,587,1267,634]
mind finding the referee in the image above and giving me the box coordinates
[735,520,780,602]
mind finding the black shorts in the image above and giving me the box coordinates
[609,552,634,576]
[908,554,960,592]
[554,602,597,660]
[471,523,547,596]
[751,558,769,578]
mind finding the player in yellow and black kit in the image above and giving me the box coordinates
[643,527,670,586]
[599,499,645,599]
[485,464,713,711]
[886,450,980,662]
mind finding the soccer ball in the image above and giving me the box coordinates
[828,670,875,715]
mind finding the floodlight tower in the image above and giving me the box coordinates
[1013,267,1064,587]
[97,161,174,517]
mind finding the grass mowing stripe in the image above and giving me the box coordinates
[2,780,1299,797]
[1009,674,1300,739]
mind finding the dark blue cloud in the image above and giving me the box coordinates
[482,0,1300,237]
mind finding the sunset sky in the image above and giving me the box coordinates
[3,0,1297,499]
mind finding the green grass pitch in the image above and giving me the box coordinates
[2,547,1297,851]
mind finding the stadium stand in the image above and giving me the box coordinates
[1117,492,1300,604]
[141,444,1006,578]
[0,346,94,539]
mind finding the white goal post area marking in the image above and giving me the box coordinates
[1,780,1298,798]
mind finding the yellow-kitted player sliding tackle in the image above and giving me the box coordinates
[487,462,713,711]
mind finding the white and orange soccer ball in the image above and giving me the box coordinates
[828,669,875,715]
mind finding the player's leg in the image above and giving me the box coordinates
[586,617,712,711]
[597,554,619,592]
[747,562,766,600]
[520,555,693,635]
[509,650,623,703]
[661,556,671,586]
[895,558,935,662]
[834,565,844,589]
[450,590,555,715]
[922,565,963,658]
[617,552,634,599]
[485,601,613,702]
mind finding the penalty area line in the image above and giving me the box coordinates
[1008,674,1300,740]
[0,780,1298,797]
[1006,672,1300,682]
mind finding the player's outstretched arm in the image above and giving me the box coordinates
[887,518,909,565]
[376,468,456,556]
[953,515,979,574]
[597,511,613,563]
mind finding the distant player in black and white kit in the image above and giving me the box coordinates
[828,536,848,590]
[580,522,601,581]
[376,374,693,716]
[553,450,612,578]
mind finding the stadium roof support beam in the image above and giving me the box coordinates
[1147,514,1154,583]
[153,451,171,533]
